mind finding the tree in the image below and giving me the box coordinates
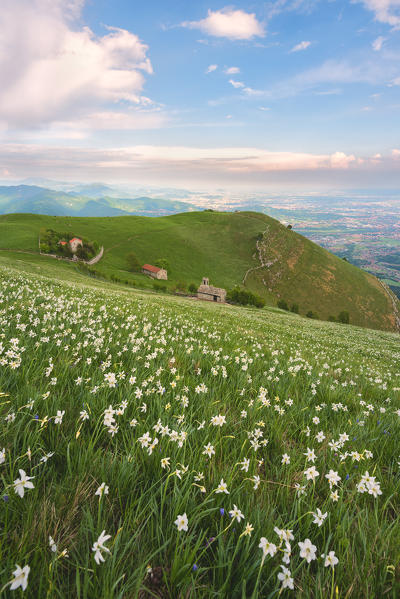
[290,303,299,314]
[127,252,141,272]
[287,224,293,229]
[155,258,170,272]
[188,283,197,294]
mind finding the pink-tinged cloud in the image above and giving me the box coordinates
[182,8,265,40]
[0,144,398,188]
[0,0,154,128]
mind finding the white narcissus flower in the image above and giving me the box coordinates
[324,551,339,568]
[95,482,109,498]
[92,530,111,565]
[9,564,30,591]
[174,513,188,531]
[49,536,57,553]
[277,565,294,590]
[312,508,328,527]
[298,538,317,563]
[229,504,244,522]
[0,447,5,464]
[54,410,65,424]
[215,479,229,494]
[258,537,277,557]
[304,466,319,481]
[13,469,35,498]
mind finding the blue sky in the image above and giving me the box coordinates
[0,0,399,189]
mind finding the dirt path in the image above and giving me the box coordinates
[242,226,277,284]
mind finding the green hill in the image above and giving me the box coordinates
[0,210,398,332]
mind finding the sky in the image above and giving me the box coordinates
[0,0,400,190]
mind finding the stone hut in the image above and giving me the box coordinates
[69,237,83,253]
[197,277,226,303]
[142,264,168,280]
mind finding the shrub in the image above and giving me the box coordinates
[290,303,299,314]
[306,311,318,319]
[188,283,197,294]
[153,282,167,293]
[338,310,350,324]
[277,299,289,311]
[328,315,336,322]
[287,224,293,229]
[226,287,265,309]
[175,281,187,293]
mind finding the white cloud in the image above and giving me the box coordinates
[225,66,240,74]
[243,87,264,96]
[392,148,400,158]
[354,1,400,28]
[182,8,265,40]
[206,64,218,74]
[372,35,386,50]
[290,40,311,52]
[0,0,154,128]
[229,79,245,88]
[388,76,400,85]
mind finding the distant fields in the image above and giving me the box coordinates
[0,211,398,332]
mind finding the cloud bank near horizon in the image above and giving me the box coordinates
[1,143,399,188]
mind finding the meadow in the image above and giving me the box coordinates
[0,211,397,332]
[0,260,399,598]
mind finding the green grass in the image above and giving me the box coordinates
[0,256,399,598]
[0,211,398,333]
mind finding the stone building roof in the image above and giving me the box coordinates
[198,283,225,295]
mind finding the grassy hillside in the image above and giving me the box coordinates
[0,211,398,332]
[0,258,399,598]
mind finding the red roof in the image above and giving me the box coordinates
[142,264,161,273]
[70,237,82,243]
[59,240,67,245]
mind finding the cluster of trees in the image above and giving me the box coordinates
[39,228,98,260]
[227,287,265,308]
[277,298,350,324]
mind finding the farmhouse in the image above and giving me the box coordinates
[69,237,83,253]
[142,264,168,280]
[197,277,226,303]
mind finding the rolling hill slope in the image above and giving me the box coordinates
[0,210,398,332]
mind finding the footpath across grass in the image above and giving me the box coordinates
[0,262,399,598]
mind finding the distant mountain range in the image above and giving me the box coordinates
[0,184,201,217]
